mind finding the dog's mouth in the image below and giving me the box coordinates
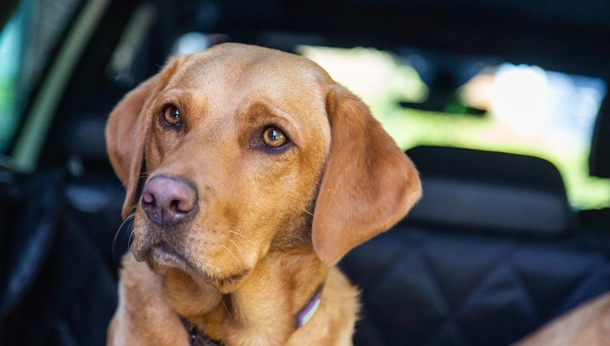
[136,239,252,289]
[139,241,204,276]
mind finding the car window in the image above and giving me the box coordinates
[0,11,23,153]
[0,0,81,154]
[299,46,610,210]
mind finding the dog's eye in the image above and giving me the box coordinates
[162,106,181,126]
[262,127,288,148]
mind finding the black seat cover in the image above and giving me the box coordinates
[340,146,610,346]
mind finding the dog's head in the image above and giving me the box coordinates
[107,43,421,292]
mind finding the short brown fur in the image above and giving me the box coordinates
[106,43,421,345]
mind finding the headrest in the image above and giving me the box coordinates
[406,146,574,235]
[589,98,610,178]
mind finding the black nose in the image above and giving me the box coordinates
[141,176,197,227]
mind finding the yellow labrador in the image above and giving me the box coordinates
[106,43,421,345]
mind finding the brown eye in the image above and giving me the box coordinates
[262,127,288,148]
[163,106,181,126]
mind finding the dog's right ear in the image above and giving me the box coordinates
[106,57,183,220]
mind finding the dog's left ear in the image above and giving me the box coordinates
[312,85,422,265]
[106,75,158,220]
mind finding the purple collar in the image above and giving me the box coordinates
[296,282,325,329]
[181,282,325,345]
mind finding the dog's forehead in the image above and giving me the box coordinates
[167,44,330,101]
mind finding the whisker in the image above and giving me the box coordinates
[228,239,244,260]
[220,296,234,322]
[128,230,136,254]
[228,230,249,241]
[221,244,244,273]
[303,209,314,216]
[113,212,136,257]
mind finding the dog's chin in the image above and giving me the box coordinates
[134,242,251,292]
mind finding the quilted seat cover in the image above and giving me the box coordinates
[340,225,610,346]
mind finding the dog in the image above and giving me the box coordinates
[106,43,421,345]
[514,292,610,345]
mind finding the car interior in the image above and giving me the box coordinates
[1,0,610,345]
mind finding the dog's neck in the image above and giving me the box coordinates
[163,246,328,345]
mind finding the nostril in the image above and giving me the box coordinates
[142,191,156,206]
[140,190,159,225]
[171,198,194,214]
[169,199,188,214]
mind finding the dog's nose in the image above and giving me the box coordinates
[141,176,197,226]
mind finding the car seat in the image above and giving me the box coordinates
[340,146,610,346]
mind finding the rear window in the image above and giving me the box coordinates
[299,46,610,210]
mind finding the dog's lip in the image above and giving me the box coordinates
[145,241,253,285]
[147,242,205,276]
